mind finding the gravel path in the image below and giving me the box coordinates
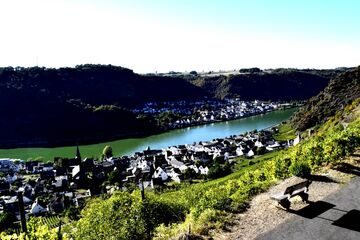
[214,153,360,240]
[256,176,360,240]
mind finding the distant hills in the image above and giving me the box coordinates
[189,68,343,100]
[291,66,360,131]
[0,64,351,147]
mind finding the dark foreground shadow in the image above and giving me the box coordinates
[289,201,335,219]
[289,201,360,233]
[308,174,338,183]
[332,209,360,232]
[334,163,360,177]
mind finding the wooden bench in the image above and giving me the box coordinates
[270,180,311,209]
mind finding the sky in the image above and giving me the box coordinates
[0,0,359,73]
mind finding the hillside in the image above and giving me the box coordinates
[190,68,344,100]
[0,65,207,147]
[291,66,360,131]
[0,65,347,147]
[4,95,359,240]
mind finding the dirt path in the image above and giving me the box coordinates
[214,152,360,240]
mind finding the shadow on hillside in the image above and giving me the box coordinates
[307,174,338,183]
[289,200,335,219]
[334,163,360,177]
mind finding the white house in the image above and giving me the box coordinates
[153,167,168,181]
[247,149,255,157]
[189,165,199,174]
[5,174,17,183]
[72,165,80,178]
[138,160,150,172]
[293,134,301,146]
[255,140,264,147]
[236,147,244,156]
[0,159,19,172]
[31,199,47,215]
[179,165,188,173]
[168,156,185,168]
[5,195,32,205]
[266,141,281,151]
[167,169,181,183]
[199,166,209,175]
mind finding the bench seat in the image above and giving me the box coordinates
[270,180,311,209]
[292,187,307,196]
[270,193,290,202]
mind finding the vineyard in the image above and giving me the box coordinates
[41,216,62,230]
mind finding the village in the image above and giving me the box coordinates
[0,119,301,228]
[133,99,299,129]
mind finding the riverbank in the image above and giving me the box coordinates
[0,108,296,160]
[0,107,298,149]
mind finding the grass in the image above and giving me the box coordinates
[273,123,296,141]
[159,150,280,200]
[232,151,280,171]
[22,174,40,182]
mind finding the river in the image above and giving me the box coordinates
[0,108,297,160]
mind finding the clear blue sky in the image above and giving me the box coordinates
[0,0,359,73]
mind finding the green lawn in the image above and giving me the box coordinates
[0,144,107,162]
[273,123,296,141]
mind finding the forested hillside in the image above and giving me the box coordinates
[190,68,345,100]
[291,66,360,130]
[0,65,347,147]
[0,65,206,147]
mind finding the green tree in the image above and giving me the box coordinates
[0,212,17,232]
[183,168,197,180]
[102,145,113,159]
[108,168,122,185]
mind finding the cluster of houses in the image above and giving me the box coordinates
[133,99,295,129]
[0,127,301,224]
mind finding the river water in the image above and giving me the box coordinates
[0,108,296,160]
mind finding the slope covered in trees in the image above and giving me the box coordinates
[0,65,206,147]
[0,65,347,147]
[190,68,344,100]
[291,66,360,131]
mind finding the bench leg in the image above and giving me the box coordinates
[279,199,291,210]
[299,192,309,203]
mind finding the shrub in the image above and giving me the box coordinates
[289,161,311,177]
[0,212,17,232]
[274,157,291,179]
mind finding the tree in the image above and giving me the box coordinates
[0,212,17,232]
[65,206,80,221]
[108,168,122,185]
[183,168,197,180]
[102,145,113,159]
